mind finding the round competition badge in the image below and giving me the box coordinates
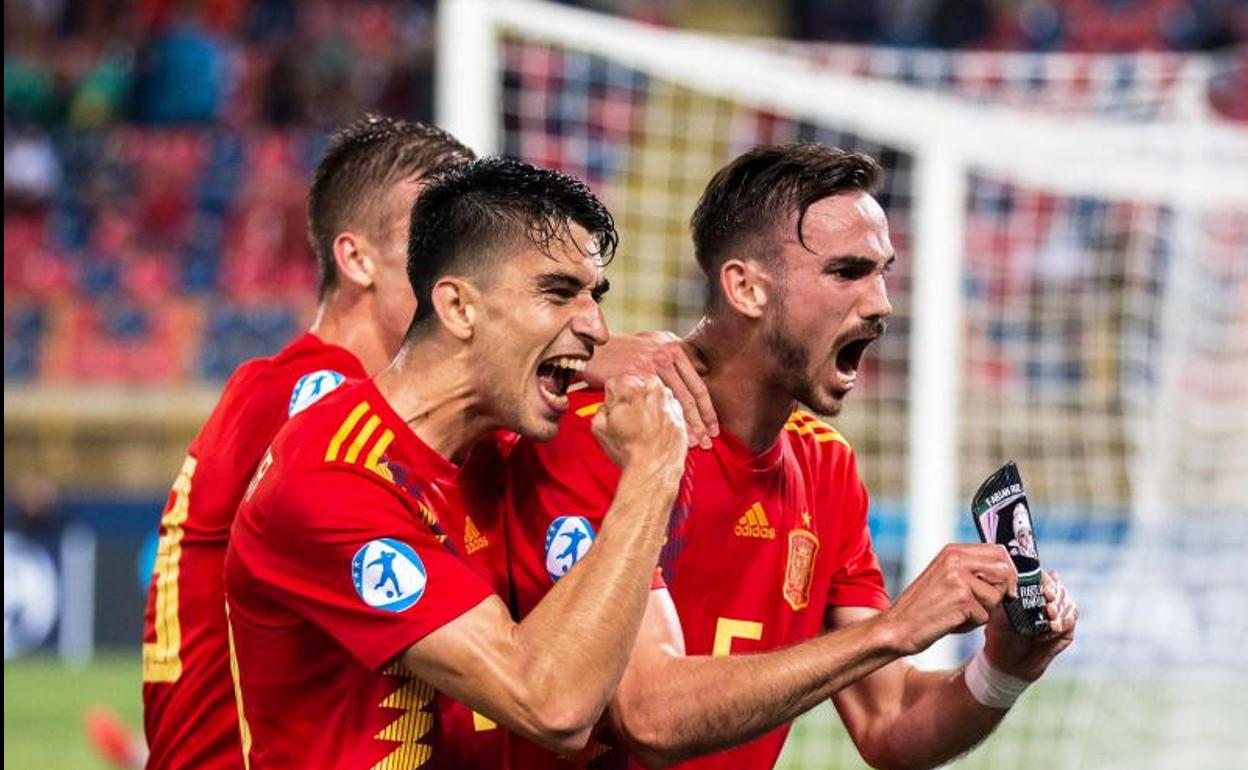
[351,538,427,613]
[544,516,596,582]
[289,370,346,416]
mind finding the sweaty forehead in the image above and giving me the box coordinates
[507,221,605,283]
[548,222,605,274]
[793,191,891,256]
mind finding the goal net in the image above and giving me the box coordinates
[438,2,1248,768]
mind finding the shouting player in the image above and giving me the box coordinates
[127,112,713,770]
[224,158,689,768]
[139,116,474,770]
[500,144,1079,769]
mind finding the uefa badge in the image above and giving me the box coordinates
[351,539,427,613]
[544,516,596,582]
[783,526,820,611]
[289,370,346,416]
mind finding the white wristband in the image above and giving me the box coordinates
[964,649,1030,710]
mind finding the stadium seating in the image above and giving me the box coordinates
[4,0,1242,385]
[4,128,316,383]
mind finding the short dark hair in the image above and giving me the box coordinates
[691,144,883,308]
[404,157,618,338]
[307,114,475,300]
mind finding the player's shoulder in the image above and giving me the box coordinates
[514,385,611,469]
[268,333,367,418]
[782,408,855,462]
[218,333,365,420]
[258,382,405,512]
[552,386,608,442]
[567,385,606,419]
[281,381,393,469]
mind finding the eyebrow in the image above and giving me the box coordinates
[536,271,587,292]
[822,254,897,271]
[535,271,610,301]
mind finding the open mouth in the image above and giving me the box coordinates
[537,356,588,411]
[834,336,877,380]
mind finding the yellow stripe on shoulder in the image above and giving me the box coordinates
[326,401,372,462]
[575,401,604,418]
[784,409,851,448]
[365,429,395,481]
[343,415,381,464]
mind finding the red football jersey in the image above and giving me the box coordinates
[504,388,890,770]
[225,378,503,769]
[430,429,518,770]
[142,333,364,770]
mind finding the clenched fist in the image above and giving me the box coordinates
[591,374,688,484]
[881,544,1019,656]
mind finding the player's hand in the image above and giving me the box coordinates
[591,374,688,483]
[881,544,1018,656]
[984,570,1078,681]
[584,331,718,449]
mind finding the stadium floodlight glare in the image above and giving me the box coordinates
[439,1,1248,767]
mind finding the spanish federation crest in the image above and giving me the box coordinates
[288,369,346,416]
[351,538,427,612]
[544,516,596,582]
[784,527,820,611]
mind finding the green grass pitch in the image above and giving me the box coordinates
[6,654,1242,770]
[5,653,143,770]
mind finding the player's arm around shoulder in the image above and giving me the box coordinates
[405,374,688,756]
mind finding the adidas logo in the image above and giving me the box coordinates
[734,502,776,540]
[464,515,490,555]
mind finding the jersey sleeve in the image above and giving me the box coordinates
[241,464,495,670]
[825,451,891,611]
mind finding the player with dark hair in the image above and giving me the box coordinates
[498,144,1078,770]
[137,114,474,770]
[224,157,689,769]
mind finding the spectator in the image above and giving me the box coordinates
[133,11,226,124]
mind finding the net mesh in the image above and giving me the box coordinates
[487,23,1248,770]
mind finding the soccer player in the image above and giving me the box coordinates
[224,158,690,769]
[139,115,474,770]
[500,144,1079,769]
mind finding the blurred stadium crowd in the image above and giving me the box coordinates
[4,0,1246,385]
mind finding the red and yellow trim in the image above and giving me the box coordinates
[784,410,849,447]
[326,401,396,482]
[372,662,435,769]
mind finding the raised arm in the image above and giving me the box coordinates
[605,544,1023,768]
[831,571,1078,770]
[403,374,688,755]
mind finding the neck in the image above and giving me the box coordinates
[686,315,794,454]
[372,338,496,463]
[308,290,394,375]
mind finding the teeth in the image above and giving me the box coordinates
[552,357,587,372]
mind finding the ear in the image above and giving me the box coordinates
[332,231,376,291]
[429,277,478,340]
[719,259,771,319]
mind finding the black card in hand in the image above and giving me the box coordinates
[970,461,1048,636]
